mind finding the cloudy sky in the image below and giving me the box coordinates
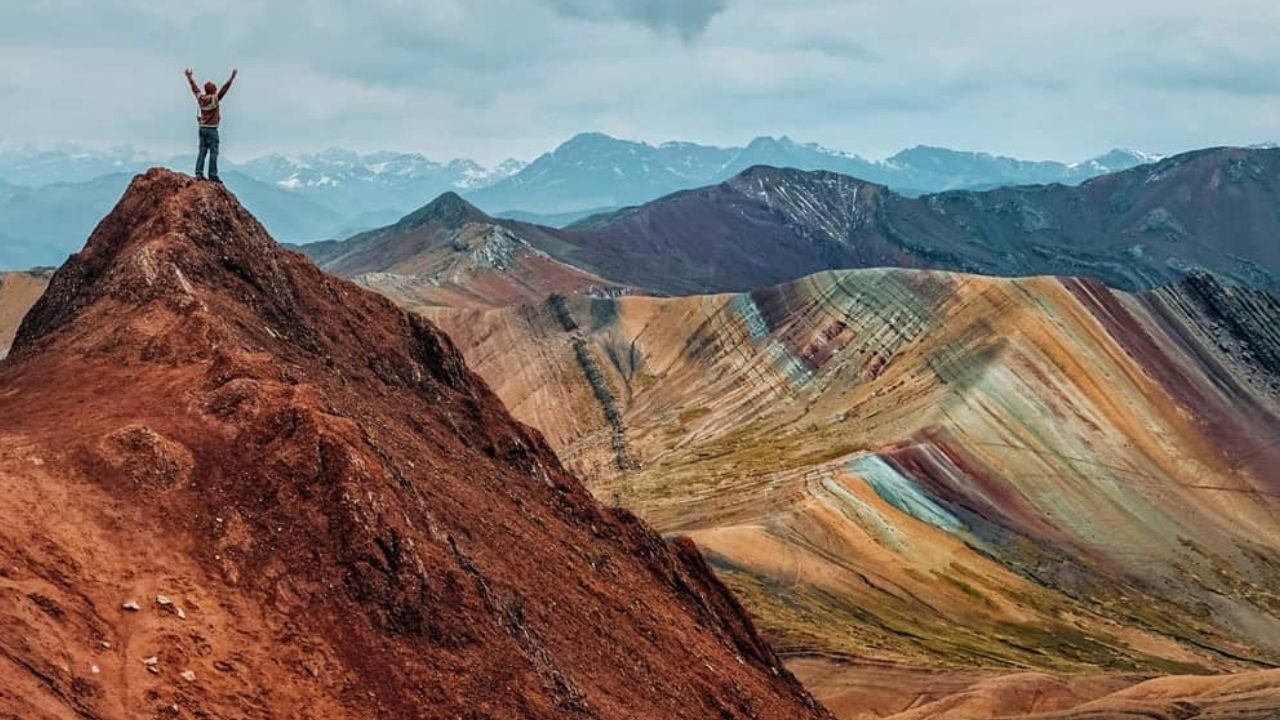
[1,0,1276,165]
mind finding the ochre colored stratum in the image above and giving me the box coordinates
[0,269,52,357]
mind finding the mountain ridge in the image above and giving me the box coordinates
[537,146,1280,294]
[299,190,621,308]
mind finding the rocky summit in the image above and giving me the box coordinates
[0,169,830,720]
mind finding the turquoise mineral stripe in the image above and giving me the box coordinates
[847,454,963,534]
[730,292,815,387]
[731,293,771,340]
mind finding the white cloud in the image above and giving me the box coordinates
[544,0,728,38]
[0,0,1276,164]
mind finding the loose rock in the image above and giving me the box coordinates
[156,594,187,619]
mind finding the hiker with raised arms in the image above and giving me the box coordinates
[184,67,237,183]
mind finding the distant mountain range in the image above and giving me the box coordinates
[235,148,527,218]
[0,146,159,186]
[0,146,526,195]
[0,136,1168,268]
[305,146,1280,300]
[0,172,346,270]
[0,148,525,269]
[466,133,1161,215]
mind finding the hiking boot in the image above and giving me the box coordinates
[195,173,206,181]
[209,176,224,185]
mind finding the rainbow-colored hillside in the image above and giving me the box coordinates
[431,269,1280,714]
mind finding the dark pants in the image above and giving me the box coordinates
[196,126,220,178]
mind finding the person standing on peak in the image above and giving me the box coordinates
[185,67,237,183]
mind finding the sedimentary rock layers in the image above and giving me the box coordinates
[434,269,1280,698]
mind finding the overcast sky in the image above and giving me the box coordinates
[1,0,1276,165]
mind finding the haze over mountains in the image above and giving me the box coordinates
[0,172,353,271]
[0,145,524,192]
[0,134,1162,269]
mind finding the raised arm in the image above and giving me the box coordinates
[184,68,200,96]
[218,68,238,100]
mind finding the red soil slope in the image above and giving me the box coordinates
[0,169,830,720]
